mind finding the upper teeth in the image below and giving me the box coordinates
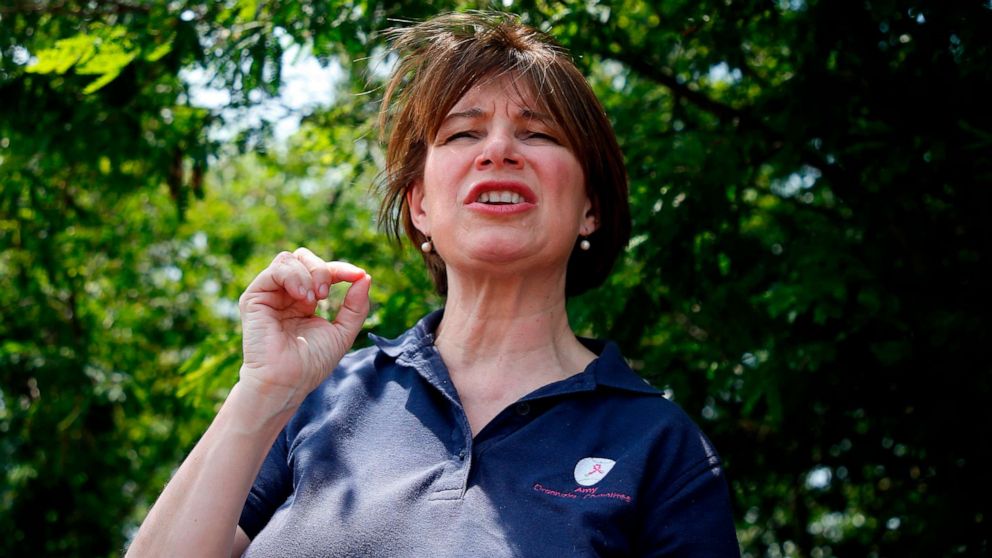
[478,191,523,203]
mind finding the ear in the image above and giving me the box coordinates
[579,197,598,236]
[407,179,431,236]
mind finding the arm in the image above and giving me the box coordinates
[126,249,371,558]
[637,426,741,557]
[639,461,740,557]
[232,527,251,557]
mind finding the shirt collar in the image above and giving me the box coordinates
[369,309,661,397]
[581,339,661,395]
[368,309,444,359]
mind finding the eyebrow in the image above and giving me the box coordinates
[441,108,485,124]
[440,107,553,125]
[520,108,552,123]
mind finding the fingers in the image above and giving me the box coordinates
[289,248,353,296]
[293,248,368,295]
[291,247,330,299]
[240,251,309,310]
[241,249,367,310]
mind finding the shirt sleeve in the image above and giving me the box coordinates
[636,429,741,557]
[238,427,293,540]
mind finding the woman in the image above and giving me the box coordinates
[128,12,739,557]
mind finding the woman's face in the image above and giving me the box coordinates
[409,76,596,280]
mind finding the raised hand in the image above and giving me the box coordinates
[237,248,371,408]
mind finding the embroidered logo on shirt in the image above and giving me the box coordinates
[573,457,616,486]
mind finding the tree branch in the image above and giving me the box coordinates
[608,40,855,200]
[612,51,745,124]
[0,1,149,16]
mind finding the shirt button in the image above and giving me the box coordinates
[458,449,467,461]
[514,402,531,416]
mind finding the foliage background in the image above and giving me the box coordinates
[1,1,989,556]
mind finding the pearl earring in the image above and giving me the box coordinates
[421,239,433,253]
[579,238,591,251]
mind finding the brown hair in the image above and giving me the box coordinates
[377,11,630,297]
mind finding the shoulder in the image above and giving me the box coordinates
[281,344,391,441]
[596,386,719,477]
[285,312,441,438]
[586,341,724,482]
[301,310,442,406]
[588,341,703,431]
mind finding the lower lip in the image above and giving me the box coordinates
[466,201,536,215]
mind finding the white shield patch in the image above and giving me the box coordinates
[573,457,616,486]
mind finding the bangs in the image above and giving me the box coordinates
[395,43,579,153]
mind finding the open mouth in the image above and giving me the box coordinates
[476,190,525,204]
[465,182,536,208]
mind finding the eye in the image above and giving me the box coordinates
[523,131,561,144]
[441,130,479,144]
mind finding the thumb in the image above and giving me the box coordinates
[332,273,372,341]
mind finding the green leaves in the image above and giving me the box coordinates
[178,333,241,404]
[26,24,173,94]
[27,32,100,74]
[2,1,990,556]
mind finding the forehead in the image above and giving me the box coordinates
[445,74,545,117]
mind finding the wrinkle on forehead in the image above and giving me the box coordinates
[441,106,553,127]
[442,76,554,124]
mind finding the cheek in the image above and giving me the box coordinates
[422,150,466,197]
[419,157,445,210]
[550,159,587,213]
[421,153,438,192]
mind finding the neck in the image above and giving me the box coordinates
[435,268,595,399]
[433,267,597,436]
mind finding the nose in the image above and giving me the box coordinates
[475,130,523,170]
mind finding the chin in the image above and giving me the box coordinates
[467,243,532,264]
[439,229,571,270]
[464,246,573,279]
[439,236,532,267]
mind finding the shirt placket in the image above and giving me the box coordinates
[399,341,475,501]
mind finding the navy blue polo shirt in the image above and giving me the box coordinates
[239,311,740,557]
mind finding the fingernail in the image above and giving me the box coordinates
[307,290,315,303]
[298,286,307,297]
[319,284,329,298]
